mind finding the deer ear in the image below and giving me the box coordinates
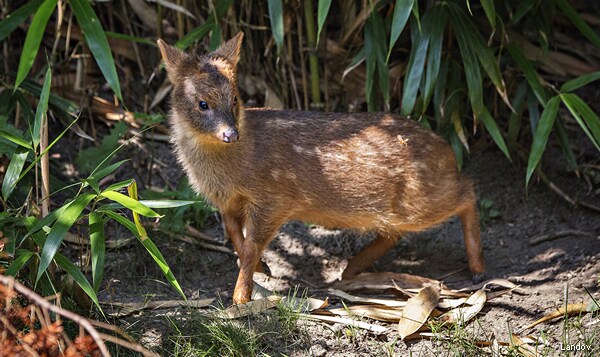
[211,32,244,67]
[157,39,185,81]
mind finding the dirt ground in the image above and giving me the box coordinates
[95,137,600,355]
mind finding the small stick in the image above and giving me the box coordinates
[529,229,596,246]
[173,234,234,255]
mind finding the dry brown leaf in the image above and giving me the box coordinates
[150,79,173,110]
[397,284,441,339]
[510,334,539,357]
[282,296,329,313]
[327,288,406,307]
[439,288,486,324]
[222,296,281,319]
[302,313,388,334]
[329,305,404,322]
[458,278,523,293]
[334,272,446,293]
[520,302,588,331]
[438,297,468,309]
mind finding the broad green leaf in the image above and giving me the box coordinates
[316,0,332,47]
[54,252,102,311]
[89,159,129,181]
[19,77,79,116]
[14,0,57,90]
[89,212,105,292]
[401,19,430,116]
[480,108,511,160]
[209,23,222,51]
[480,0,496,28]
[560,71,600,93]
[2,148,29,200]
[268,0,284,52]
[561,93,600,151]
[364,15,377,111]
[70,0,122,101]
[387,0,416,63]
[215,0,234,18]
[0,0,43,42]
[36,193,97,282]
[101,190,160,218]
[506,44,547,106]
[449,5,483,116]
[371,10,389,106]
[507,83,528,151]
[98,199,198,211]
[104,179,134,192]
[555,0,600,48]
[5,250,35,276]
[32,67,51,149]
[422,5,447,110]
[526,96,560,185]
[342,47,366,80]
[511,0,535,25]
[0,130,32,149]
[176,21,214,49]
[100,210,186,299]
[22,203,71,243]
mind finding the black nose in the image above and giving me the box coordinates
[222,128,239,143]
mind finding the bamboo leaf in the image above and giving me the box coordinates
[176,21,214,49]
[561,93,600,151]
[2,148,29,200]
[397,285,440,339]
[32,67,51,149]
[54,253,102,311]
[480,108,511,160]
[37,193,97,283]
[555,0,600,48]
[105,31,156,46]
[89,159,129,181]
[5,250,35,276]
[422,5,447,110]
[70,0,122,101]
[560,71,600,93]
[0,0,44,42]
[526,96,560,185]
[19,77,79,116]
[364,16,377,111]
[89,212,105,292]
[0,130,32,150]
[506,44,548,106]
[100,190,161,218]
[316,0,332,47]
[14,0,57,90]
[401,19,430,116]
[342,47,366,81]
[480,0,496,28]
[267,0,284,53]
[387,0,416,63]
[555,117,578,173]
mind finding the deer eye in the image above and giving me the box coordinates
[199,101,209,110]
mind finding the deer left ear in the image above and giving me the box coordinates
[211,32,244,67]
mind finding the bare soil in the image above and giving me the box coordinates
[96,140,600,356]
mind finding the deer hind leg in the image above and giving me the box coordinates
[342,232,401,279]
[222,212,265,273]
[457,198,485,283]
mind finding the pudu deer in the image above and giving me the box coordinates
[157,33,485,304]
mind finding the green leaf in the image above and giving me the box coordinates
[89,212,105,292]
[555,0,600,48]
[32,67,51,149]
[401,19,430,116]
[89,159,129,181]
[36,193,97,283]
[19,77,79,116]
[5,250,35,276]
[480,0,496,28]
[560,71,600,93]
[421,5,447,110]
[449,5,483,116]
[98,199,198,211]
[342,47,366,80]
[560,93,600,151]
[101,210,186,299]
[364,15,377,111]
[14,0,57,90]
[480,108,511,160]
[176,21,214,49]
[506,44,547,106]
[70,0,122,101]
[0,130,33,149]
[54,253,102,311]
[526,96,560,185]
[104,179,134,192]
[2,148,29,200]
[208,23,222,51]
[555,117,578,172]
[511,0,535,25]
[100,190,160,218]
[387,0,416,63]
[507,83,528,151]
[268,0,284,53]
[316,0,332,47]
[0,0,44,43]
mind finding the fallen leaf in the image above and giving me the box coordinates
[439,288,486,324]
[329,304,404,322]
[222,296,281,319]
[397,284,441,339]
[302,313,388,333]
[102,298,214,317]
[519,302,588,332]
[328,288,406,307]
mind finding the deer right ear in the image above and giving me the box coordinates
[157,39,184,81]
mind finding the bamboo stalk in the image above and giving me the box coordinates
[303,0,322,109]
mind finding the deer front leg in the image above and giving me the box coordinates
[222,212,266,274]
[232,212,281,305]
